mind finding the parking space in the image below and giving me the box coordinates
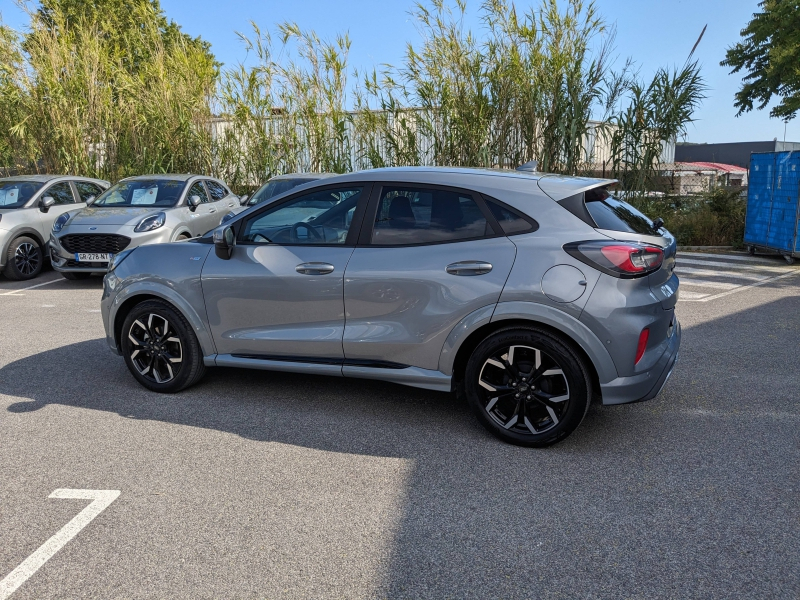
[0,255,798,598]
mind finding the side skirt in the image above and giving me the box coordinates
[213,354,452,392]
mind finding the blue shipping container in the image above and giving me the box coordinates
[744,151,800,258]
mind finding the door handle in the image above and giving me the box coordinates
[227,202,235,207]
[296,262,335,275]
[446,261,493,276]
[208,208,217,213]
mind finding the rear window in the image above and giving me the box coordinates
[584,188,661,235]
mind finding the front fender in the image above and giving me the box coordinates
[104,280,217,358]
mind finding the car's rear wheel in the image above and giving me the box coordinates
[61,272,92,280]
[120,299,205,393]
[464,327,591,447]
[4,236,43,280]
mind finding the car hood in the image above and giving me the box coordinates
[69,206,166,226]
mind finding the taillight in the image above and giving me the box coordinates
[635,328,650,365]
[563,241,664,278]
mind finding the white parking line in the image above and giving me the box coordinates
[679,270,800,302]
[0,279,64,296]
[677,258,793,273]
[678,252,782,264]
[0,489,120,600]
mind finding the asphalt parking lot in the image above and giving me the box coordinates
[1,251,798,599]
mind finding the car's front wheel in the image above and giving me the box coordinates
[464,326,591,447]
[120,299,206,393]
[4,236,43,280]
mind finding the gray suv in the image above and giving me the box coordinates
[0,175,109,280]
[50,174,238,279]
[100,167,680,447]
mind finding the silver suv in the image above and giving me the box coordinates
[50,174,238,279]
[100,167,681,447]
[0,175,109,280]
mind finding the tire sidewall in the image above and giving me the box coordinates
[120,300,203,393]
[464,327,591,447]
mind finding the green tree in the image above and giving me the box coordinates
[722,0,800,121]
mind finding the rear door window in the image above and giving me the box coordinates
[206,180,229,201]
[584,188,661,235]
[370,186,494,246]
[484,198,538,235]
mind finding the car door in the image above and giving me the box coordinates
[185,180,216,236]
[342,183,518,373]
[37,181,83,238]
[201,183,371,362]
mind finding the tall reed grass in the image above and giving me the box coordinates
[1,0,705,198]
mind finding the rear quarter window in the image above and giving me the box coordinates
[584,188,660,235]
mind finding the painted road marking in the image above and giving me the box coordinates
[0,279,65,296]
[0,489,120,600]
[677,257,792,273]
[678,251,784,264]
[680,270,800,302]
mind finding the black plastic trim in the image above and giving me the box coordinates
[230,354,409,369]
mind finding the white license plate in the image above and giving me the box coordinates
[75,253,112,262]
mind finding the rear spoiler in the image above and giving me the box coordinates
[536,175,617,202]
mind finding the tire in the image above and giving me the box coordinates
[61,272,92,280]
[176,233,192,241]
[3,236,43,280]
[748,246,756,256]
[464,326,592,447]
[120,299,206,393]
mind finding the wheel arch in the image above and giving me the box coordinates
[1,227,47,268]
[110,284,216,358]
[444,301,618,399]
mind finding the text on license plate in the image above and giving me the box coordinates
[75,253,112,262]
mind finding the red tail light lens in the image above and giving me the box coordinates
[564,241,664,278]
[635,328,650,365]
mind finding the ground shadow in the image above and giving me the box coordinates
[2,295,799,598]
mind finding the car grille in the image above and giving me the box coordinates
[60,234,131,254]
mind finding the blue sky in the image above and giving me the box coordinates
[2,0,798,144]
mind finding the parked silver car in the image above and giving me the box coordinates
[221,172,339,224]
[100,167,680,446]
[0,175,110,280]
[50,174,238,279]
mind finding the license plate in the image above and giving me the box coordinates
[75,253,112,262]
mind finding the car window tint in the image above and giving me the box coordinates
[206,180,228,201]
[188,182,210,204]
[584,188,661,235]
[45,182,76,205]
[0,181,44,208]
[74,181,103,202]
[241,187,363,245]
[248,178,317,206]
[371,186,491,245]
[484,198,537,235]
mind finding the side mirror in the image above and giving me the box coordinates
[85,195,96,205]
[238,194,249,206]
[188,195,202,211]
[39,196,56,213]
[213,226,235,260]
[652,217,664,230]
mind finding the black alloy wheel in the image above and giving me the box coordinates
[121,299,205,392]
[4,236,43,280]
[465,327,591,447]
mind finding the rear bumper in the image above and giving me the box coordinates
[599,318,681,405]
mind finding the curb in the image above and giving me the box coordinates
[677,245,735,251]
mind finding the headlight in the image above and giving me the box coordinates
[108,248,135,272]
[134,212,166,233]
[221,211,237,224]
[53,212,71,233]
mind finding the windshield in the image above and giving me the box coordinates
[0,181,45,209]
[94,179,186,207]
[248,178,317,206]
[585,188,662,236]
